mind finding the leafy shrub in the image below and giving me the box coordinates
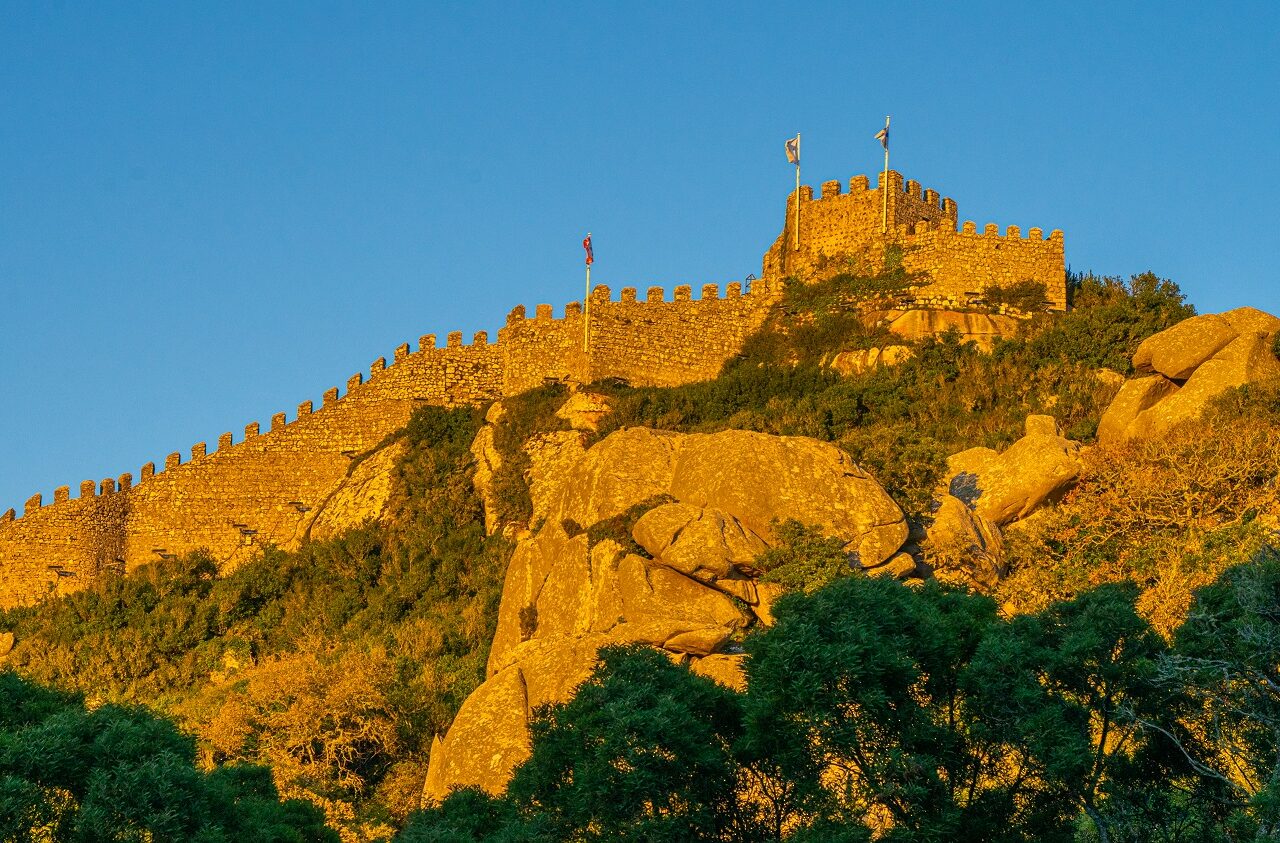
[997,386,1280,633]
[755,520,856,593]
[487,384,573,527]
[0,671,336,841]
[984,279,1049,312]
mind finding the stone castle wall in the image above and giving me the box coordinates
[761,169,1065,310]
[0,281,778,607]
[0,169,1063,606]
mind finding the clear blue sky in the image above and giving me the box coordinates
[2,2,1278,513]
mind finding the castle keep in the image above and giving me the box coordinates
[763,170,1066,310]
[0,170,1064,606]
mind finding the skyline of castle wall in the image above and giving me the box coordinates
[0,169,1067,606]
[762,169,1066,310]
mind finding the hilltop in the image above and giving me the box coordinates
[2,170,1279,841]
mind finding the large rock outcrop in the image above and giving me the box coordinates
[424,425,908,802]
[869,309,1023,351]
[945,415,1084,527]
[1099,308,1280,444]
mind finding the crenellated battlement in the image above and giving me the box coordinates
[763,169,1064,310]
[0,275,779,544]
[0,167,1065,605]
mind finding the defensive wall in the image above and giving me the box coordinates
[762,170,1066,310]
[0,168,1066,606]
[0,280,779,607]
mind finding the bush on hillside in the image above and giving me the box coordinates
[984,279,1050,312]
[0,671,336,842]
[0,403,508,835]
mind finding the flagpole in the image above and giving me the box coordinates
[793,133,801,251]
[881,116,890,235]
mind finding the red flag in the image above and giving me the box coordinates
[583,234,593,266]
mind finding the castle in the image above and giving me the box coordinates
[0,170,1064,606]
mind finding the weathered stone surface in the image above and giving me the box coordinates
[689,654,747,691]
[663,626,734,656]
[550,427,681,529]
[1097,309,1280,444]
[525,430,589,527]
[488,525,590,675]
[867,551,919,580]
[613,555,751,645]
[430,424,910,803]
[946,415,1082,526]
[1094,368,1127,388]
[670,430,907,567]
[632,503,703,558]
[555,391,613,431]
[651,507,768,581]
[307,439,405,543]
[1219,306,1280,338]
[828,345,915,376]
[1133,314,1238,380]
[470,421,503,535]
[881,310,1021,351]
[926,494,1006,589]
[1128,332,1280,439]
[1096,375,1180,445]
[426,636,603,800]
[753,582,789,627]
[760,169,1066,308]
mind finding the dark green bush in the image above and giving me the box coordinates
[985,279,1049,312]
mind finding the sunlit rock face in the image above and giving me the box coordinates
[1099,307,1280,444]
[423,425,908,803]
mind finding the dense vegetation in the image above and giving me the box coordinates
[0,405,507,839]
[402,554,1280,841]
[585,270,1193,516]
[0,671,335,841]
[1,265,1270,840]
[999,383,1280,634]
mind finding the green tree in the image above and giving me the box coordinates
[398,787,548,842]
[967,583,1183,843]
[0,670,335,842]
[507,645,759,842]
[1159,552,1280,838]
[742,575,1061,841]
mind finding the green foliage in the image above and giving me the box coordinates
[1031,271,1194,373]
[985,279,1050,312]
[1163,550,1280,836]
[0,403,508,832]
[755,520,855,593]
[399,788,548,842]
[733,271,901,369]
[403,559,1280,841]
[588,271,1192,522]
[487,384,573,527]
[0,671,336,842]
[509,645,758,841]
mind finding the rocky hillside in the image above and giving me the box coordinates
[423,303,1280,802]
[4,271,1280,841]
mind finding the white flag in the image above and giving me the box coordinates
[784,134,800,165]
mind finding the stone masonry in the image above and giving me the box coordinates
[0,170,1066,606]
[761,170,1066,310]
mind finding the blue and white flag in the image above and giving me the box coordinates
[784,134,800,165]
